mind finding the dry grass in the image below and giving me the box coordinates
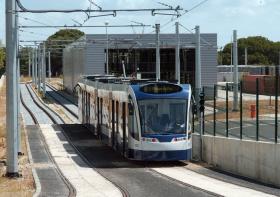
[48,78,64,90]
[20,77,32,83]
[0,79,35,197]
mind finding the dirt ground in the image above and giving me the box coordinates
[48,77,64,90]
[0,77,35,197]
[205,99,278,120]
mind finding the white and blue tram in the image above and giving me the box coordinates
[77,76,192,161]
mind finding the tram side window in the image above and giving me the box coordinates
[128,102,139,140]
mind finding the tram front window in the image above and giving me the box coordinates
[138,99,187,135]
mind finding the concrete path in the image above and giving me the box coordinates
[40,124,122,197]
[153,167,277,197]
[25,125,72,197]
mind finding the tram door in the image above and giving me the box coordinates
[82,90,85,123]
[97,98,103,139]
[116,101,119,150]
[111,100,115,147]
[87,93,90,124]
[122,102,127,156]
[100,98,103,138]
[97,97,100,137]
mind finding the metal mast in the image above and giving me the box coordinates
[5,0,19,176]
[155,23,161,81]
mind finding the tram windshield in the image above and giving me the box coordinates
[138,99,188,135]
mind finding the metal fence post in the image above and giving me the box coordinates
[226,83,229,137]
[192,107,195,133]
[275,65,279,143]
[213,85,216,136]
[240,81,243,140]
[202,87,205,135]
[256,78,259,141]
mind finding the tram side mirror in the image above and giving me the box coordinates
[128,103,134,116]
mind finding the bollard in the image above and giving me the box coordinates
[250,105,256,118]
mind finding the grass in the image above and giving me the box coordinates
[0,77,35,197]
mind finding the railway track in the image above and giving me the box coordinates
[23,82,221,197]
[21,83,130,197]
[21,84,76,197]
[46,82,77,106]
[33,82,219,197]
[45,83,78,119]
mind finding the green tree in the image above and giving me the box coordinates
[46,29,85,76]
[0,47,5,75]
[220,36,279,66]
[19,47,32,75]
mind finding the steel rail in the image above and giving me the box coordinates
[45,84,78,119]
[21,84,76,197]
[46,83,77,106]
[25,83,130,197]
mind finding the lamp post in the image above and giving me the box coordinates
[105,21,109,75]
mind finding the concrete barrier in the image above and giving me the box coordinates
[192,133,280,187]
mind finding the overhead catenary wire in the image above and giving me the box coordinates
[19,25,152,28]
[179,23,217,49]
[15,0,182,14]
[148,0,209,34]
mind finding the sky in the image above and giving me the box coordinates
[0,0,280,48]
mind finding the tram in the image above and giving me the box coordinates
[77,75,192,161]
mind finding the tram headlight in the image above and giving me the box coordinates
[142,137,159,143]
[171,137,187,142]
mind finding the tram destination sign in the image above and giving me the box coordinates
[140,84,182,94]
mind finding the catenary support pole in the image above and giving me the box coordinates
[175,22,180,83]
[233,30,239,111]
[28,51,31,77]
[195,26,201,103]
[34,47,38,87]
[37,46,41,91]
[16,8,21,154]
[32,48,34,84]
[155,23,160,81]
[105,22,109,75]
[42,43,46,97]
[275,65,278,144]
[48,51,51,78]
[122,60,127,79]
[5,0,19,176]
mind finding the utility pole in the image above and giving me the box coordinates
[5,0,19,177]
[42,43,46,97]
[122,60,127,79]
[32,49,35,84]
[245,47,248,65]
[230,38,233,76]
[105,21,109,75]
[175,22,180,84]
[16,7,21,155]
[34,47,38,87]
[220,47,223,65]
[48,51,51,78]
[233,30,239,111]
[195,25,201,103]
[37,46,41,91]
[28,51,31,77]
[155,23,160,81]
